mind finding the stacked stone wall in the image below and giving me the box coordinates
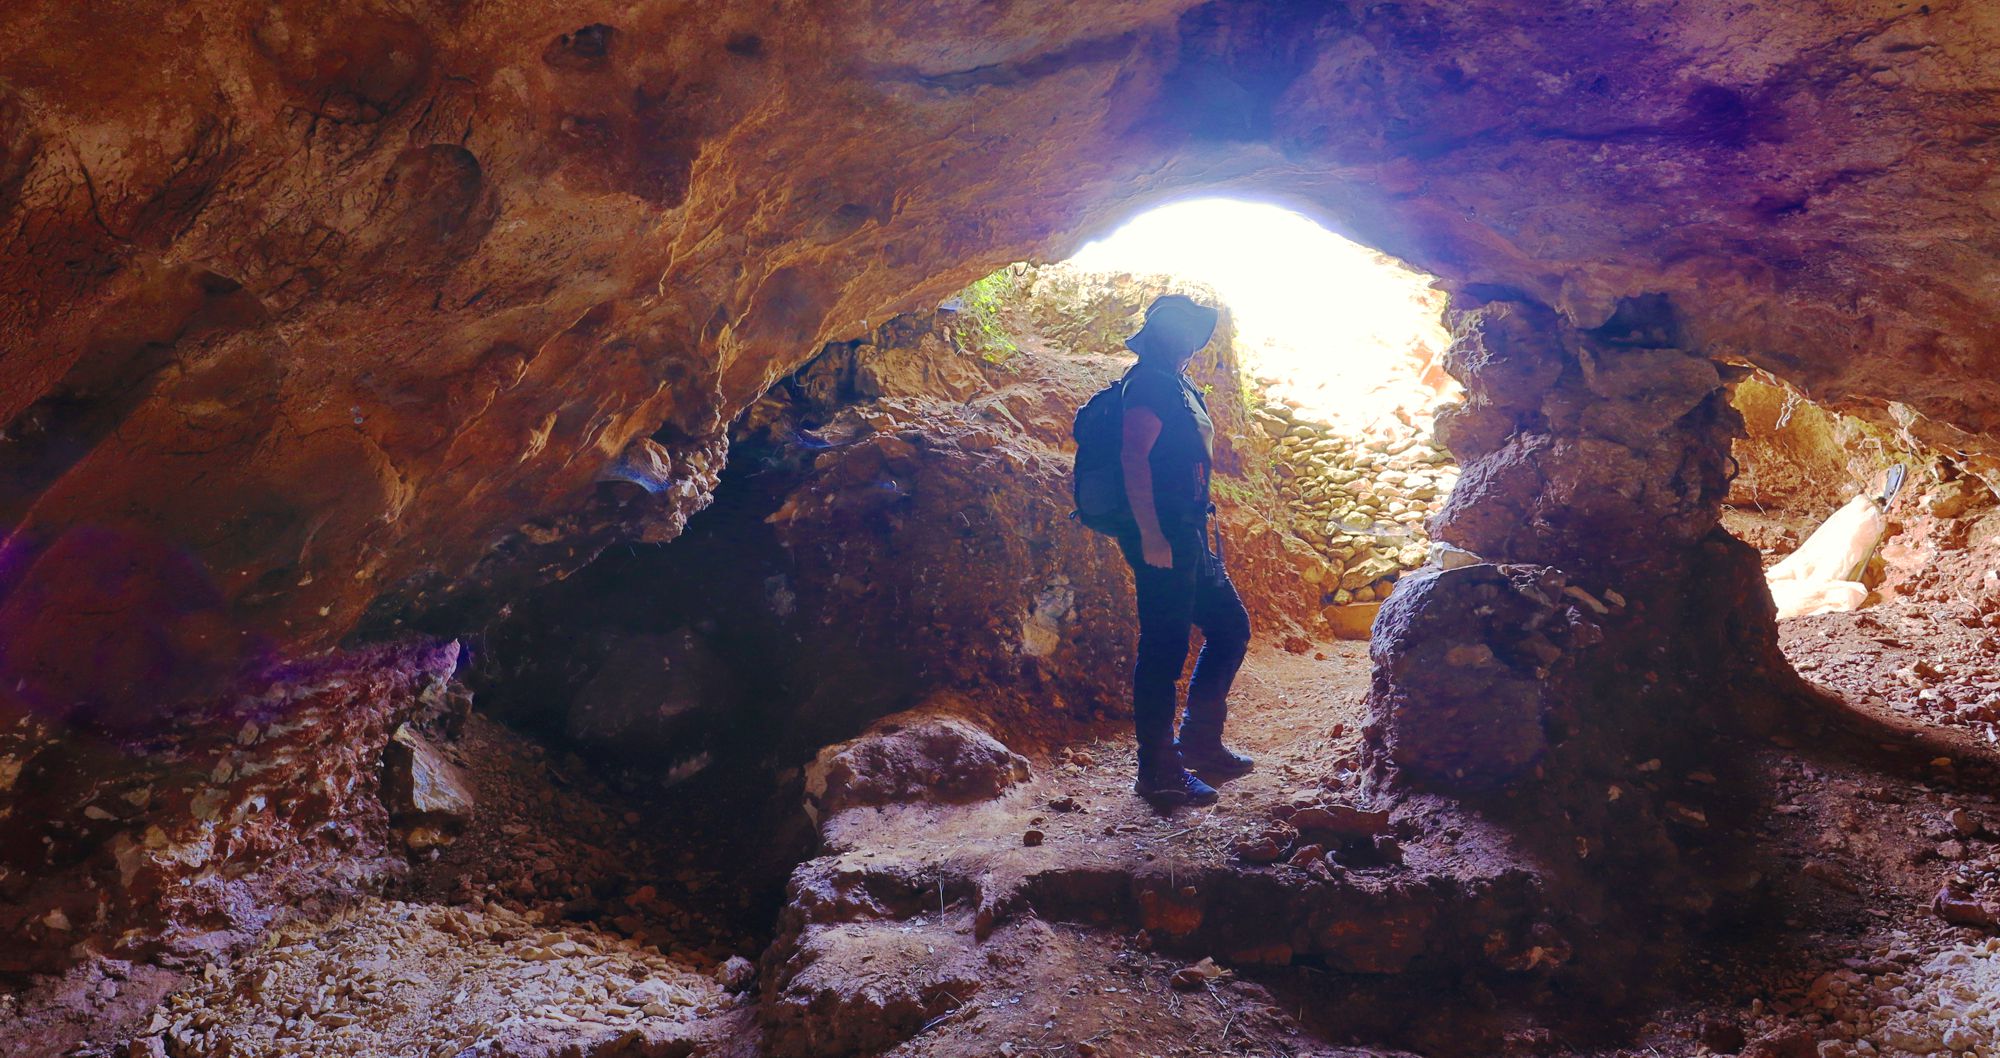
[1254,406,1458,606]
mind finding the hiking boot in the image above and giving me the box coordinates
[1135,766,1219,808]
[1176,729,1255,779]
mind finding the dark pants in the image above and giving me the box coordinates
[1117,516,1252,775]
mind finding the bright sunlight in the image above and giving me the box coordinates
[1064,198,1452,430]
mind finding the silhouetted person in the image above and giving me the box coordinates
[1117,295,1253,807]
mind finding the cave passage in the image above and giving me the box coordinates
[13,5,2000,1055]
[13,162,2000,1058]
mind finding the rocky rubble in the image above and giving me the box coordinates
[1732,935,2000,1058]
[24,704,776,1058]
[1790,608,2000,747]
[389,714,770,965]
[127,898,739,1058]
[1244,321,1460,621]
[0,641,467,975]
[1779,503,2000,748]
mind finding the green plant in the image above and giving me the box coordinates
[954,268,1022,364]
[1210,475,1266,510]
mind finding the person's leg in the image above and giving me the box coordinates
[1119,534,1195,776]
[1118,525,1217,805]
[1179,540,1254,774]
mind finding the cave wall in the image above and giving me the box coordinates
[8,0,2000,714]
[9,0,2000,980]
[1731,378,1912,517]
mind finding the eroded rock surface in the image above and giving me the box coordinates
[10,0,2000,695]
[0,641,466,973]
[761,647,1572,1058]
[1363,295,1823,998]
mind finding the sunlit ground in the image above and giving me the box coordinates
[1065,198,1452,430]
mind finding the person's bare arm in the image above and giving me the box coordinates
[1120,406,1172,568]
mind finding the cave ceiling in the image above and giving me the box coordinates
[2,0,1998,689]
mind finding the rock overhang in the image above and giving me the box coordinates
[2,0,1998,686]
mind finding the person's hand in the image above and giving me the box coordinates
[1141,532,1173,569]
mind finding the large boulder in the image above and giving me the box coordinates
[380,722,476,848]
[737,290,1320,743]
[1366,564,1599,790]
[804,707,1031,820]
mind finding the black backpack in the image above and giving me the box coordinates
[1071,371,1137,537]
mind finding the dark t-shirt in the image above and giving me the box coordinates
[1123,364,1214,520]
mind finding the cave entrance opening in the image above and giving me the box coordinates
[1055,196,1461,611]
[1064,198,1454,433]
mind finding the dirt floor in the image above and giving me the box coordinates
[757,641,1393,1058]
[19,519,2000,1058]
[770,624,2000,1058]
[1779,507,2000,750]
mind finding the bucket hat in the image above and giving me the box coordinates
[1124,294,1219,360]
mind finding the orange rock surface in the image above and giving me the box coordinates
[6,0,2000,706]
